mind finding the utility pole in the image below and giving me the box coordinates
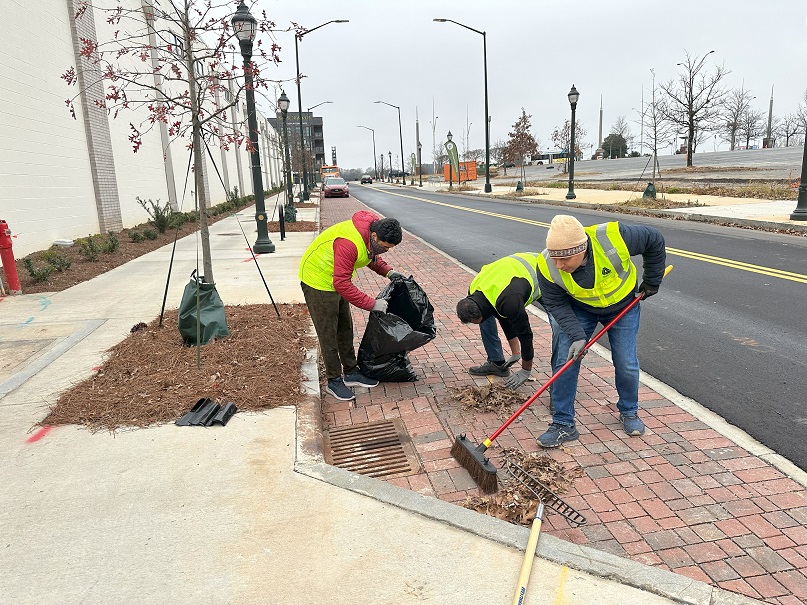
[596,95,604,159]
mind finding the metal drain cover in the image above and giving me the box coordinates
[324,419,421,479]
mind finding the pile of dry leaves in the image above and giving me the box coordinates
[449,383,526,417]
[43,303,315,432]
[462,448,585,527]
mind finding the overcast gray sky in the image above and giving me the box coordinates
[255,0,807,172]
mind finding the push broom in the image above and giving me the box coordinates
[452,266,673,493]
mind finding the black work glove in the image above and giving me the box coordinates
[638,281,659,300]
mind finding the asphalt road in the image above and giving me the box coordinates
[511,145,805,183]
[352,183,807,472]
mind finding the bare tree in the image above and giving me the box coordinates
[642,69,675,181]
[777,112,803,147]
[502,109,538,182]
[551,119,587,173]
[720,87,755,151]
[738,107,766,149]
[63,0,282,283]
[660,50,729,166]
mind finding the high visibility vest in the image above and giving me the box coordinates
[537,222,636,307]
[298,219,370,291]
[469,253,542,313]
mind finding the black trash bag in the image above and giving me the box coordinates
[357,276,437,381]
[178,270,230,345]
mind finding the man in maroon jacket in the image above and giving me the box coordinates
[299,210,405,401]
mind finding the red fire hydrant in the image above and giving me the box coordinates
[0,219,22,295]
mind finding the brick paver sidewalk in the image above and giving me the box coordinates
[318,196,807,605]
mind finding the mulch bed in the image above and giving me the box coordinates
[43,304,315,432]
[266,221,318,232]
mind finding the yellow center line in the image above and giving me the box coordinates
[375,188,807,284]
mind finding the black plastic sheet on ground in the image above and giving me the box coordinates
[357,277,436,382]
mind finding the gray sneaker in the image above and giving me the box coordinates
[621,414,645,436]
[468,360,509,377]
[537,423,580,448]
[325,377,355,401]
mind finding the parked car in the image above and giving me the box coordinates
[360,174,373,184]
[323,177,349,198]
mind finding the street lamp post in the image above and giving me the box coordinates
[294,20,348,202]
[307,101,332,187]
[791,142,807,220]
[375,101,405,185]
[434,18,492,193]
[566,84,579,200]
[277,91,294,240]
[446,130,454,190]
[388,151,393,182]
[380,153,385,182]
[232,1,274,253]
[357,125,378,180]
[417,142,423,187]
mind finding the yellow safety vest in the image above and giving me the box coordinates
[470,253,542,312]
[536,222,636,307]
[298,219,370,291]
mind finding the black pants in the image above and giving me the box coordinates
[301,282,358,380]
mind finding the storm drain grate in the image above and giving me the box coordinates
[324,419,421,479]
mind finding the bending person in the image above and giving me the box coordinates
[299,210,405,401]
[536,215,666,447]
[456,253,543,389]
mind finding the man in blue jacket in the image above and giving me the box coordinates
[536,215,666,447]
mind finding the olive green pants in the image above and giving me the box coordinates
[301,282,358,380]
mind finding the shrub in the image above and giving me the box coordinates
[136,197,175,233]
[129,230,145,243]
[143,228,159,240]
[41,249,72,272]
[77,235,101,261]
[23,257,54,283]
[100,232,119,253]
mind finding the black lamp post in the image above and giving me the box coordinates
[375,101,405,184]
[357,125,378,180]
[446,130,454,190]
[295,20,348,202]
[278,90,293,240]
[388,151,393,182]
[566,84,580,200]
[792,143,807,220]
[380,153,385,182]
[433,19,492,193]
[417,141,423,187]
[232,1,274,253]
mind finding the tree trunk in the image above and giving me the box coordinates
[183,13,214,284]
[687,120,695,167]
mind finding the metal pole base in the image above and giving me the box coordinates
[253,238,275,254]
[790,209,807,221]
[565,191,576,200]
[484,183,492,193]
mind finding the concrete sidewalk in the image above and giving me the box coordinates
[0,190,802,604]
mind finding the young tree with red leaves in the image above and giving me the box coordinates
[502,109,539,183]
[62,0,283,283]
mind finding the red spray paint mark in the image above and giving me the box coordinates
[26,426,53,443]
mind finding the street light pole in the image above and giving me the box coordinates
[278,91,293,240]
[388,151,392,182]
[446,130,454,190]
[417,142,423,187]
[375,101,405,185]
[232,1,274,253]
[294,20,348,202]
[790,142,807,220]
[566,84,579,201]
[307,101,332,186]
[434,19,492,192]
[357,126,378,180]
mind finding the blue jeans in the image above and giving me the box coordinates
[548,304,641,426]
[479,316,505,363]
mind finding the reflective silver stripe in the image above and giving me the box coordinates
[596,223,628,280]
[509,254,541,301]
[541,250,569,293]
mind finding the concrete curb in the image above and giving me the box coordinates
[290,220,766,605]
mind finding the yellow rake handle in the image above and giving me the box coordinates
[511,502,544,605]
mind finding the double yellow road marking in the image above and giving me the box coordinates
[377,188,807,284]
